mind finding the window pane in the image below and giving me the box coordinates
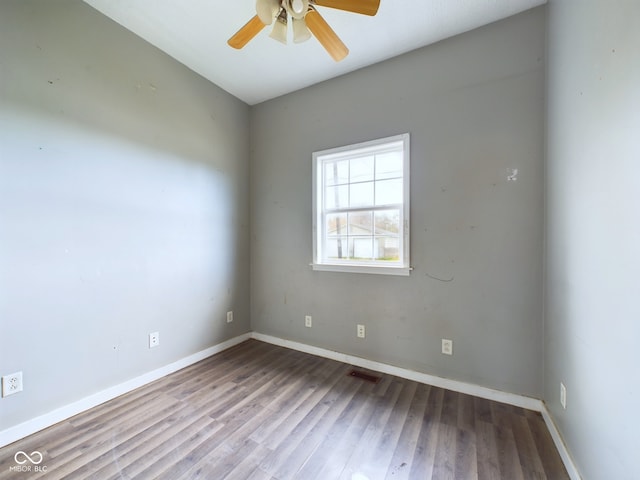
[350,181,374,207]
[325,185,348,209]
[326,213,347,236]
[374,236,400,261]
[376,151,403,180]
[325,160,349,186]
[375,178,402,206]
[326,236,347,259]
[350,237,373,260]
[350,156,374,183]
[348,211,373,235]
[375,209,400,234]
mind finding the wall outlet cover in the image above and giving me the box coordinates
[149,332,160,348]
[2,372,23,397]
[441,339,453,355]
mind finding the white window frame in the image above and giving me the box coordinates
[312,133,411,276]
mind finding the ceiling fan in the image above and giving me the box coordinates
[228,0,380,62]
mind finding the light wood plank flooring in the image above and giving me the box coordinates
[0,340,568,479]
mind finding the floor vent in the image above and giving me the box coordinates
[348,369,381,384]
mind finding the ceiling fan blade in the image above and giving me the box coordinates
[227,15,266,49]
[305,9,349,61]
[313,0,380,16]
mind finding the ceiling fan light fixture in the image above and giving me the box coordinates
[269,9,288,44]
[256,0,280,25]
[292,17,311,43]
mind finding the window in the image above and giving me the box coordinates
[312,133,410,276]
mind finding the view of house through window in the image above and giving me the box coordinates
[313,134,410,275]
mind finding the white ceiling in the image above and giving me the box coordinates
[83,0,545,105]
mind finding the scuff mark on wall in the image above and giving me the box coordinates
[425,271,454,283]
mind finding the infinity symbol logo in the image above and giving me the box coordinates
[14,451,43,465]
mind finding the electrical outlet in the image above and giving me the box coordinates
[441,339,453,355]
[227,311,233,323]
[357,324,365,338]
[305,315,312,328]
[149,332,160,348]
[560,382,567,409]
[2,372,23,397]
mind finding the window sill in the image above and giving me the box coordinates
[311,263,411,276]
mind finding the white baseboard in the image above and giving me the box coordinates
[0,333,251,449]
[251,332,543,411]
[541,405,582,480]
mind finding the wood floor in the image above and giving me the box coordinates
[0,340,568,479]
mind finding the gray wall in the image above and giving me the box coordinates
[0,0,250,430]
[250,8,545,397]
[545,1,640,478]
